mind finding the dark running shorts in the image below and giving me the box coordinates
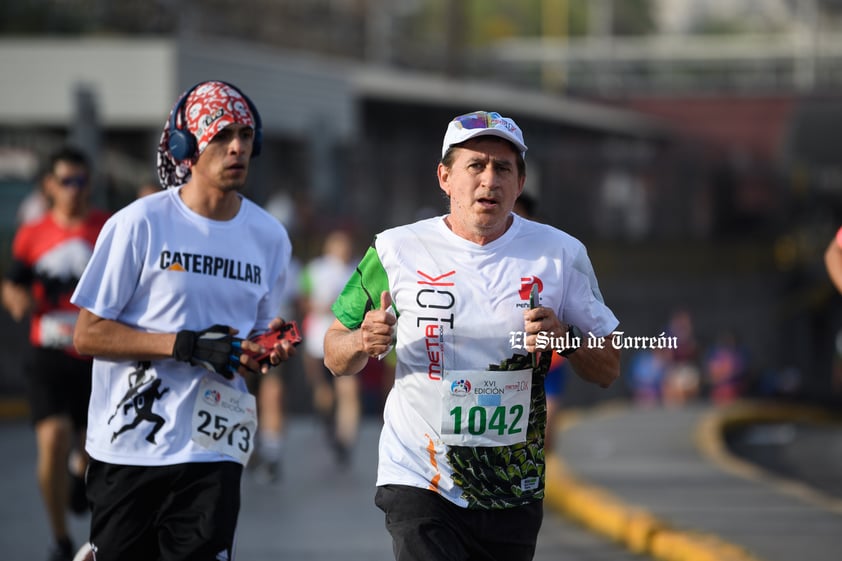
[86,459,243,561]
[375,484,543,561]
[25,347,92,428]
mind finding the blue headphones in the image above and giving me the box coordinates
[167,81,263,163]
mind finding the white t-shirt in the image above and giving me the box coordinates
[71,188,292,466]
[332,214,618,509]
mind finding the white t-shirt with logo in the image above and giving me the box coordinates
[332,214,618,509]
[71,187,292,466]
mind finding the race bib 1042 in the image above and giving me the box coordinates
[440,369,532,447]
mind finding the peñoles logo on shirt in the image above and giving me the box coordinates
[518,276,542,300]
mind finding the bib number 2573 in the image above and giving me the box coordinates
[195,410,253,454]
[191,378,258,464]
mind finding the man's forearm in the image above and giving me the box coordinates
[323,326,369,377]
[74,309,176,360]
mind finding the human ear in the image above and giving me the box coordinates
[437,163,451,197]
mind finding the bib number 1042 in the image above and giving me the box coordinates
[449,404,524,436]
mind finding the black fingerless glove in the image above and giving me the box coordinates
[173,324,241,379]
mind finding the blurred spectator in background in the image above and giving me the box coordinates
[661,308,702,406]
[626,347,670,407]
[2,146,109,561]
[824,228,842,401]
[299,229,359,466]
[16,170,49,224]
[702,330,750,405]
[263,190,298,237]
[250,254,302,484]
[825,226,842,294]
[250,190,308,483]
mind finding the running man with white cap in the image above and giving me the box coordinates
[70,80,297,561]
[324,110,621,561]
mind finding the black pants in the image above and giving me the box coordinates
[375,484,543,561]
[86,459,243,561]
[25,347,92,427]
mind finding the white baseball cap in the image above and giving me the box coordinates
[441,111,527,158]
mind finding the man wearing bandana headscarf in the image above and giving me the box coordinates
[70,81,298,561]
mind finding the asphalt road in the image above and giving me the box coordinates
[0,416,648,561]
[726,420,842,499]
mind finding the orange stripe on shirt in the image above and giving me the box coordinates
[425,434,441,492]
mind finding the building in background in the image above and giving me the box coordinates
[1,0,842,405]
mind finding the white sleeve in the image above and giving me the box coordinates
[561,244,619,338]
[71,211,146,320]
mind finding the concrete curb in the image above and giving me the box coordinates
[541,402,825,561]
[544,454,764,561]
[696,400,842,515]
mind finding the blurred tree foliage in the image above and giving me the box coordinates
[409,0,655,46]
[1,0,656,43]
